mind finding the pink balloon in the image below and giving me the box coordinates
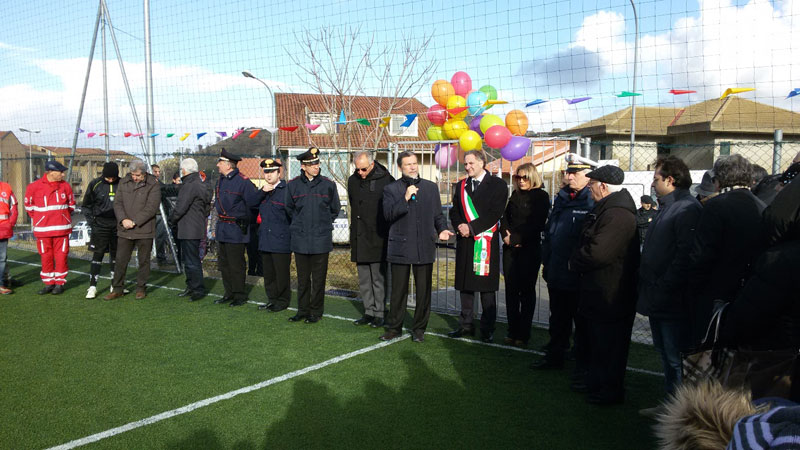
[426,104,447,126]
[484,125,512,149]
[500,136,530,161]
[435,143,458,169]
[451,71,472,97]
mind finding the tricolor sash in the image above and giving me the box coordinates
[460,179,498,276]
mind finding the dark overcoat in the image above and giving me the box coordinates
[383,176,449,265]
[251,180,291,254]
[347,161,394,263]
[214,169,259,244]
[168,172,212,240]
[449,174,508,292]
[285,173,340,255]
[569,189,640,322]
[541,186,594,290]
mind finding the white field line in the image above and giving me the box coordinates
[9,258,663,378]
[45,335,410,450]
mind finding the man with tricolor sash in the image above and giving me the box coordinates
[448,150,508,343]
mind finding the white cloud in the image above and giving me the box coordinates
[0,41,35,52]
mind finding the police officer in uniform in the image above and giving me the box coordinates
[249,158,292,312]
[285,147,340,323]
[82,162,120,299]
[214,149,259,306]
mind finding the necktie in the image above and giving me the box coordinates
[472,178,480,191]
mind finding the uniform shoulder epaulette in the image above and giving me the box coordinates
[238,173,249,180]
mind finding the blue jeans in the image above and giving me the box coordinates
[649,317,691,395]
[0,239,8,286]
[179,239,204,293]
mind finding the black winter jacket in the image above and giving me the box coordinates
[82,176,119,230]
[542,186,594,290]
[347,161,394,263]
[286,172,340,254]
[383,176,449,265]
[168,172,212,240]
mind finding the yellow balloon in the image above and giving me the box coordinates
[432,80,455,107]
[459,130,482,151]
[427,125,444,141]
[479,114,504,134]
[505,109,529,136]
[446,95,468,119]
[443,119,468,139]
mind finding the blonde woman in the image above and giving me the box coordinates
[499,163,550,347]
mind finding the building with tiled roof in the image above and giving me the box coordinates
[568,97,800,171]
[36,145,136,199]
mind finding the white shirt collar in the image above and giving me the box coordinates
[472,170,487,183]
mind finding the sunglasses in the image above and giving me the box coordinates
[512,175,527,180]
[356,167,371,172]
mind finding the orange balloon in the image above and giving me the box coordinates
[432,80,455,107]
[505,109,529,136]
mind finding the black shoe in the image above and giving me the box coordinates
[51,285,65,295]
[258,303,274,311]
[288,314,308,322]
[447,327,475,338]
[5,278,22,288]
[38,285,55,295]
[304,315,320,324]
[412,330,425,343]
[214,296,232,304]
[189,292,206,301]
[229,299,247,307]
[370,318,385,328]
[585,392,624,405]
[267,304,288,313]
[177,288,191,297]
[353,315,374,326]
[529,358,564,370]
[480,332,494,343]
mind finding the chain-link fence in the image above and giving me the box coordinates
[3,137,796,344]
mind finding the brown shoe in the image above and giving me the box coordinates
[379,331,401,341]
[104,291,124,301]
[135,289,146,300]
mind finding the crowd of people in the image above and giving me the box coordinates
[2,146,799,410]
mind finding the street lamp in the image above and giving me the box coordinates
[242,71,277,156]
[19,128,41,184]
[628,0,640,171]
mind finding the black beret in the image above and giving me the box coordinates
[45,160,68,172]
[260,158,283,172]
[640,195,653,204]
[219,148,241,162]
[102,162,119,178]
[586,165,624,185]
[297,147,320,164]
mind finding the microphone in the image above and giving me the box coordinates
[411,193,416,201]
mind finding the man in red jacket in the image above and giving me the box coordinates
[24,160,75,295]
[0,180,19,294]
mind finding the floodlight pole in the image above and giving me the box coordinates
[628,0,639,171]
[19,128,40,185]
[242,71,277,156]
[144,0,156,163]
[102,10,109,161]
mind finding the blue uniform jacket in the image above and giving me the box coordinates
[542,186,594,290]
[285,173,340,254]
[214,168,259,244]
[251,180,291,254]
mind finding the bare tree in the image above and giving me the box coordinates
[286,25,436,188]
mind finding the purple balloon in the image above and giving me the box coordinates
[500,136,530,162]
[469,115,484,137]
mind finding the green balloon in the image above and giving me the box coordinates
[427,125,444,141]
[479,85,498,110]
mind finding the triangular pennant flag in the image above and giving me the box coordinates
[179,133,191,141]
[265,127,279,134]
[447,106,468,115]
[99,133,107,137]
[379,117,391,128]
[525,99,547,107]
[150,133,159,137]
[124,132,132,137]
[400,114,417,127]
[249,130,262,138]
[566,97,592,104]
[719,87,754,99]
[166,133,175,138]
[197,132,207,139]
[216,131,227,137]
[110,134,119,137]
[482,99,508,107]
[617,91,641,97]
[132,133,143,137]
[356,118,371,126]
[87,132,96,138]
[787,89,800,99]
[232,129,244,140]
[305,124,321,131]
[78,128,85,133]
[669,89,696,95]
[335,110,346,124]
[279,126,298,131]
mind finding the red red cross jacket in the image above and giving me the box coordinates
[0,182,18,240]
[24,176,76,237]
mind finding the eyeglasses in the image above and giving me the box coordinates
[513,175,527,181]
[356,167,370,172]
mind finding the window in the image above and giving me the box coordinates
[719,141,731,156]
[388,114,419,137]
[307,113,336,134]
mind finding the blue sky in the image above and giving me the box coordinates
[3,0,797,158]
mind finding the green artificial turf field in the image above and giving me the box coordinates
[0,248,664,449]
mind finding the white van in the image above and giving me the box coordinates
[332,201,349,244]
[69,221,91,247]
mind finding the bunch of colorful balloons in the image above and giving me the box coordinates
[427,71,531,169]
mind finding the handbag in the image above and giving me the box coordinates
[681,303,736,385]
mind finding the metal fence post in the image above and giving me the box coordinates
[773,129,783,175]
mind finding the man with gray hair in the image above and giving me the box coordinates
[105,159,162,300]
[347,150,394,327]
[568,164,639,404]
[169,158,212,301]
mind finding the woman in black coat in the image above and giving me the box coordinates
[500,163,550,347]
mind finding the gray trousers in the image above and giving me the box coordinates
[357,262,386,318]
